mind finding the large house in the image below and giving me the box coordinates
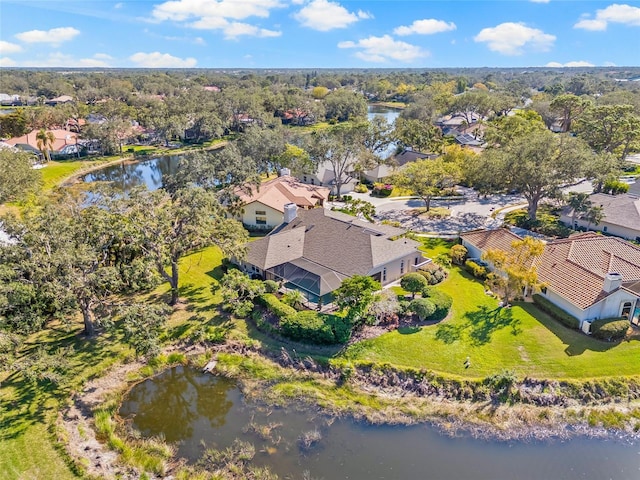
[5,129,79,156]
[240,205,430,305]
[234,175,330,230]
[560,188,640,242]
[461,229,640,327]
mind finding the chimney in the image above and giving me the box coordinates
[280,168,291,177]
[603,272,623,293]
[283,203,297,223]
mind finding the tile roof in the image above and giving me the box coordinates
[235,175,329,213]
[5,129,78,153]
[246,208,420,279]
[537,233,640,309]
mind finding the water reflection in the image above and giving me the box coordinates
[82,155,181,192]
[119,367,640,480]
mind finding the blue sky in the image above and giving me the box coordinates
[0,1,638,68]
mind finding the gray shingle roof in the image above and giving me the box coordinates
[246,208,420,278]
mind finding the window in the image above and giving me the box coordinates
[541,287,547,295]
[603,226,608,232]
[414,257,419,265]
[382,267,387,282]
[256,216,267,225]
[621,302,633,319]
[310,178,314,185]
[400,260,404,274]
[255,210,266,215]
[303,176,307,182]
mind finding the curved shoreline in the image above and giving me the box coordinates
[59,342,640,479]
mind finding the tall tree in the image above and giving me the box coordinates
[550,94,591,133]
[125,186,248,306]
[472,131,593,220]
[0,150,41,203]
[35,128,55,163]
[565,192,592,228]
[393,117,442,153]
[392,158,461,212]
[574,104,640,160]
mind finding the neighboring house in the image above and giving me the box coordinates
[234,175,330,230]
[461,229,640,327]
[560,192,640,242]
[454,133,484,148]
[45,95,73,106]
[241,205,430,305]
[5,129,78,155]
[362,149,436,183]
[299,160,358,195]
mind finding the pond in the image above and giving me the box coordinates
[81,155,181,192]
[81,106,401,193]
[119,366,640,480]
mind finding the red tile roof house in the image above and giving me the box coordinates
[233,174,330,231]
[240,205,430,306]
[461,229,640,328]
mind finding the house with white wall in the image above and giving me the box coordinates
[461,229,640,328]
[234,175,329,230]
[560,192,640,242]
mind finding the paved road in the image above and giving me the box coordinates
[342,188,526,234]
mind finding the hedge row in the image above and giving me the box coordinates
[259,293,297,318]
[258,293,351,345]
[591,318,629,342]
[532,294,580,330]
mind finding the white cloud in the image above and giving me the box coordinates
[0,40,22,54]
[114,2,124,8]
[531,0,550,3]
[545,61,594,67]
[194,36,206,45]
[15,27,80,45]
[151,0,283,38]
[474,22,555,55]
[93,53,113,60]
[222,22,281,39]
[295,0,366,31]
[0,57,17,67]
[152,0,282,21]
[129,51,197,68]
[394,19,456,36]
[574,3,640,30]
[19,52,111,67]
[338,35,427,63]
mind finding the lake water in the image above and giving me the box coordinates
[81,155,181,192]
[368,105,400,159]
[81,106,401,192]
[119,366,640,480]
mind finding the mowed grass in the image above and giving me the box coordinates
[342,239,640,380]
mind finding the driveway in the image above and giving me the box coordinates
[341,188,526,234]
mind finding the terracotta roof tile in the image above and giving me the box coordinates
[235,176,329,213]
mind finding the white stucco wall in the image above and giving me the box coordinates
[461,239,482,260]
[542,287,640,324]
[241,201,283,229]
[541,289,588,321]
[368,251,427,285]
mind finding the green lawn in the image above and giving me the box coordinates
[342,241,640,380]
[40,159,112,190]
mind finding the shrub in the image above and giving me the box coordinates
[354,184,368,193]
[591,318,629,342]
[409,298,436,321]
[450,244,468,265]
[280,311,351,344]
[602,179,629,195]
[532,294,580,330]
[417,263,448,285]
[258,293,296,319]
[400,273,429,298]
[263,280,279,293]
[464,260,487,279]
[372,183,393,197]
[422,287,452,321]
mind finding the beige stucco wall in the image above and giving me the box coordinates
[241,201,283,229]
[368,251,428,285]
[542,286,640,324]
[560,214,640,241]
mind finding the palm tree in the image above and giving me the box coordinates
[36,128,55,163]
[566,192,591,229]
[283,289,306,310]
[585,206,605,231]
